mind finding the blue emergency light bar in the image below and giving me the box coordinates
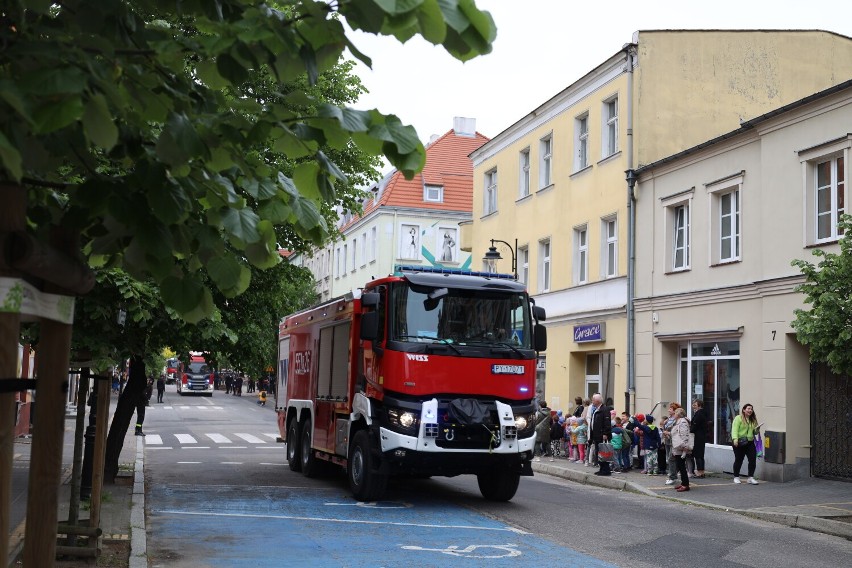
[393,265,516,280]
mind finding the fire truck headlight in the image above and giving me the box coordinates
[514,412,536,437]
[514,416,528,430]
[387,408,419,433]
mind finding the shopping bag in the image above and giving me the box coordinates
[755,433,764,457]
[597,442,615,462]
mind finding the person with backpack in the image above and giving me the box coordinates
[533,401,551,461]
[549,413,563,460]
[610,416,627,472]
[636,415,662,475]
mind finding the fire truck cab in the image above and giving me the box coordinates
[276,267,546,502]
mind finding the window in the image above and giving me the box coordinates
[342,243,348,273]
[519,246,529,285]
[585,353,600,400]
[816,157,845,242]
[361,232,367,266]
[484,169,498,215]
[602,97,618,158]
[539,239,551,293]
[800,137,850,246]
[707,174,744,265]
[574,225,588,284]
[351,238,357,271]
[672,204,689,270]
[519,149,531,198]
[574,113,589,171]
[602,216,617,277]
[438,227,458,263]
[539,134,552,188]
[370,227,377,261]
[335,247,341,278]
[424,184,444,203]
[681,341,740,445]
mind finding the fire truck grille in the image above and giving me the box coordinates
[435,424,501,450]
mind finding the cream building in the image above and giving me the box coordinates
[634,81,851,482]
[466,30,852,416]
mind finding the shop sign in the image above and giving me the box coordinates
[574,322,605,343]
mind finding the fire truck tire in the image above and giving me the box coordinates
[477,469,520,501]
[287,420,301,472]
[348,429,387,501]
[300,419,320,477]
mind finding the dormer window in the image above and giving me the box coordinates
[424,184,444,203]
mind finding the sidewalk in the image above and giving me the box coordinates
[7,398,147,568]
[532,455,852,540]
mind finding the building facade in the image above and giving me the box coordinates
[634,81,851,482]
[466,30,852,417]
[294,118,488,299]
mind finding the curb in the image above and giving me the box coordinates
[532,463,852,541]
[129,436,147,568]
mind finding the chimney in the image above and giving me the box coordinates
[453,117,476,137]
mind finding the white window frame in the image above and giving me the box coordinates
[574,224,588,285]
[706,173,743,265]
[335,247,341,278]
[519,246,529,286]
[574,113,589,172]
[602,96,618,158]
[484,168,498,215]
[437,226,459,264]
[519,148,531,198]
[342,243,348,274]
[539,239,551,293]
[539,134,553,189]
[361,232,367,267]
[369,226,377,262]
[399,223,421,261]
[351,238,357,272]
[424,184,444,203]
[601,216,618,278]
[800,137,850,246]
[663,190,693,272]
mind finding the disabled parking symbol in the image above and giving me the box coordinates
[400,543,522,558]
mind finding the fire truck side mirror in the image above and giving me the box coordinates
[360,311,379,341]
[532,305,546,322]
[361,292,379,307]
[534,323,547,352]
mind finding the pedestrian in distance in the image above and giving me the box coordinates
[671,407,692,492]
[156,375,165,403]
[589,393,612,476]
[235,374,244,396]
[690,399,708,478]
[257,390,267,406]
[731,403,761,485]
[145,377,154,407]
[663,402,681,485]
[225,374,232,394]
[533,400,551,461]
[636,414,661,474]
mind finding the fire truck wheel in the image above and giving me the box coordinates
[477,469,520,502]
[287,419,301,472]
[348,429,387,501]
[300,419,319,477]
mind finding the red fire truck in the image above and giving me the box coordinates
[175,352,214,396]
[275,266,546,502]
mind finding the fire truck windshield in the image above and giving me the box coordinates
[390,284,533,348]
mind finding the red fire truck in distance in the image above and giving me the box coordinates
[175,352,214,396]
[275,266,546,502]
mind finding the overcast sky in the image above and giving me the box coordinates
[347,0,852,143]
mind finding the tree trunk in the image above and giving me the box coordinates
[103,355,146,483]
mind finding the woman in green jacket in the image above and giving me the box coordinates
[731,403,760,485]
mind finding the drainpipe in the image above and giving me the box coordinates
[624,44,637,415]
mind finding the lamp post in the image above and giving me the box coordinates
[482,238,518,279]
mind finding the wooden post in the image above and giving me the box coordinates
[89,373,110,534]
[0,184,26,564]
[22,228,77,566]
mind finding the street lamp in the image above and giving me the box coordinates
[482,238,517,279]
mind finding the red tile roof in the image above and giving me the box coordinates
[340,129,489,231]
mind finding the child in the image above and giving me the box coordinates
[257,390,267,406]
[611,417,628,472]
[571,417,587,464]
[637,415,661,474]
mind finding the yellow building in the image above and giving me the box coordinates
[465,30,852,416]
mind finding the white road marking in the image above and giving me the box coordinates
[259,463,283,466]
[206,433,231,444]
[263,433,279,440]
[162,406,173,410]
[228,446,247,449]
[145,435,163,445]
[221,462,243,465]
[197,406,208,411]
[146,447,173,450]
[177,462,201,464]
[158,510,530,534]
[234,433,265,444]
[179,406,190,410]
[175,434,197,444]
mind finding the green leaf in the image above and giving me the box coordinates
[33,96,84,133]
[161,274,205,314]
[292,162,323,204]
[134,218,174,259]
[217,53,249,86]
[208,254,251,296]
[0,80,35,125]
[374,0,426,16]
[82,94,119,150]
[244,221,280,269]
[196,60,230,90]
[415,0,447,44]
[155,113,206,167]
[221,207,260,243]
[258,196,292,224]
[0,131,23,181]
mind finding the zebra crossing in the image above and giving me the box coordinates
[144,432,280,450]
[149,405,225,411]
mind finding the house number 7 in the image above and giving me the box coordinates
[771,330,776,340]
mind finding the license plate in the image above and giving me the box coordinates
[492,364,524,375]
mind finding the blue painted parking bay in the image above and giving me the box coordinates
[149,484,616,567]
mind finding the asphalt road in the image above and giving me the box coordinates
[141,386,852,567]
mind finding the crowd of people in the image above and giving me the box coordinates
[533,394,762,491]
